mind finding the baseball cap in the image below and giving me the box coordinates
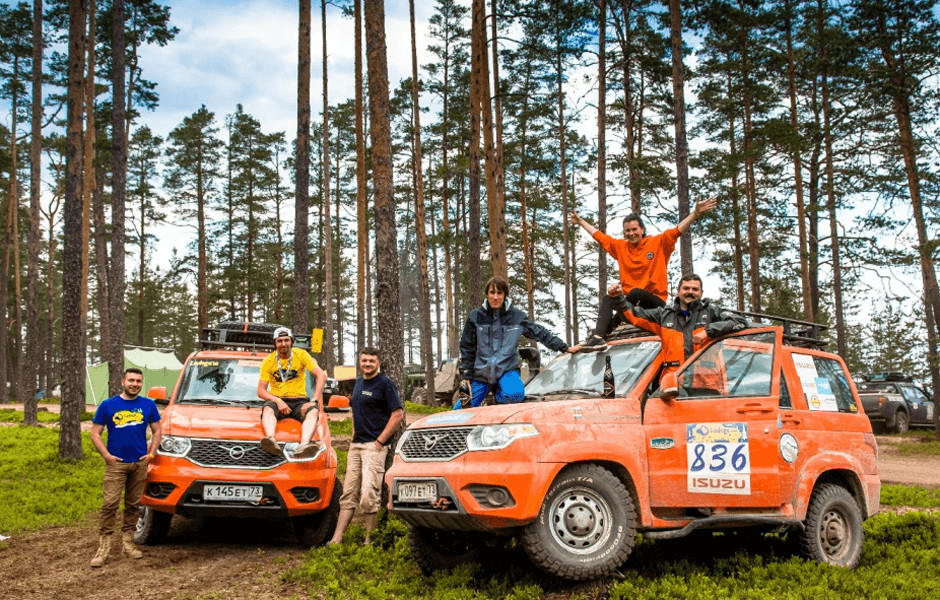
[273,326,293,340]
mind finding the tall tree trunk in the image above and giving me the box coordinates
[481,0,506,278]
[1,51,16,402]
[355,0,367,350]
[81,0,96,345]
[597,0,608,293]
[61,0,87,460]
[109,0,128,395]
[293,0,311,334]
[785,0,813,322]
[727,72,745,312]
[364,0,404,388]
[519,64,536,325]
[741,41,760,312]
[668,0,692,275]
[467,0,483,299]
[93,167,110,361]
[25,0,44,422]
[440,33,456,359]
[557,47,572,344]
[410,0,435,402]
[321,0,334,372]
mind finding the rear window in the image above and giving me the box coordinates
[791,353,857,413]
[857,381,896,393]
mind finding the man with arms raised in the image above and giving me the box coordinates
[89,367,162,567]
[257,326,326,458]
[570,198,717,350]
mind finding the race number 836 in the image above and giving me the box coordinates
[686,423,751,495]
[688,441,749,473]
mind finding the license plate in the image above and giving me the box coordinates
[398,481,437,503]
[203,484,263,502]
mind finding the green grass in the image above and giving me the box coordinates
[329,419,352,437]
[404,401,451,415]
[881,484,940,507]
[0,409,94,423]
[894,432,940,456]
[287,511,940,600]
[0,426,103,535]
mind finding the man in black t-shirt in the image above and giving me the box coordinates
[328,347,403,546]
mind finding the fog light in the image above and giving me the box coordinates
[468,485,515,508]
[485,487,509,507]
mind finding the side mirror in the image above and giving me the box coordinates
[148,386,169,405]
[652,372,679,401]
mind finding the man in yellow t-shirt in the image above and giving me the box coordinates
[257,326,326,458]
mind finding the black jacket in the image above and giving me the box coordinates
[613,295,748,359]
[459,298,568,384]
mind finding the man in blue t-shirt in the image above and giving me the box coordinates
[89,368,162,567]
[328,347,403,546]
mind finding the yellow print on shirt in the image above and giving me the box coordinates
[112,410,144,428]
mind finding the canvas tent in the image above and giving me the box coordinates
[85,346,183,404]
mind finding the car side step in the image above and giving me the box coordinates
[643,515,804,540]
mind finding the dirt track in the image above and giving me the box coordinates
[2,407,939,599]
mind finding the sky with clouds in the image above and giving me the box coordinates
[137,0,437,140]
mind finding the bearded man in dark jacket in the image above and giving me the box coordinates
[610,273,748,376]
[457,276,579,409]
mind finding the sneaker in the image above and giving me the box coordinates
[294,441,321,459]
[260,436,281,455]
[579,334,607,351]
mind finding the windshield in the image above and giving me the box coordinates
[525,340,659,400]
[176,358,291,406]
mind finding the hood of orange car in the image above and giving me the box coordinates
[162,403,301,439]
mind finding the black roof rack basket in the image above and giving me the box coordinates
[199,322,313,352]
[726,310,827,349]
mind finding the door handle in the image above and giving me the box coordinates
[736,403,773,414]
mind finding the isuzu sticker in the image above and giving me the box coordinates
[687,422,751,495]
[424,411,473,426]
[792,354,838,411]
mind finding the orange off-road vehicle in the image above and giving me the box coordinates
[134,323,342,546]
[387,317,880,580]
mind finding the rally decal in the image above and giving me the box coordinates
[792,354,839,411]
[686,422,751,495]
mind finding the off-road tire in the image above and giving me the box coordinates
[521,464,637,581]
[894,409,910,434]
[294,478,343,547]
[408,525,482,574]
[799,483,863,569]
[134,506,172,545]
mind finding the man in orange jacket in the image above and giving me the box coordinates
[570,198,717,350]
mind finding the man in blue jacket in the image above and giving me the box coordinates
[457,276,578,408]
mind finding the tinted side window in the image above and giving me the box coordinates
[676,332,775,398]
[779,371,792,409]
[792,353,856,413]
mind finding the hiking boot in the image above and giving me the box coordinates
[260,436,281,455]
[90,534,111,568]
[294,441,321,459]
[122,532,143,559]
[579,334,607,351]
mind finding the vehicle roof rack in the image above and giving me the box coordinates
[199,325,313,352]
[606,323,659,342]
[726,310,828,349]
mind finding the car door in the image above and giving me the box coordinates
[644,328,783,509]
[900,384,930,426]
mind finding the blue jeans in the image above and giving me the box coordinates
[454,371,525,409]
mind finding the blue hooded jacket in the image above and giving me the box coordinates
[459,297,569,384]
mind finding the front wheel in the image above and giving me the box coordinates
[894,410,910,434]
[294,478,343,546]
[408,526,482,574]
[134,506,172,545]
[799,483,863,569]
[521,464,637,581]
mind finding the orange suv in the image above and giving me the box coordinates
[135,323,342,546]
[387,317,879,580]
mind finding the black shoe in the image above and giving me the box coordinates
[580,334,607,351]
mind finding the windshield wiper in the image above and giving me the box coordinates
[533,388,601,397]
[179,398,253,407]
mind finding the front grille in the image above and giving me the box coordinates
[186,439,286,469]
[399,427,473,461]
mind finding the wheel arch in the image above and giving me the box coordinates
[797,468,867,521]
[547,459,645,525]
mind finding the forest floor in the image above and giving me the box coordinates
[1,405,939,600]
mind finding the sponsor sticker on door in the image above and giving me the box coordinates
[686,422,751,495]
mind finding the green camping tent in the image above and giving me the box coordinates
[85,346,183,404]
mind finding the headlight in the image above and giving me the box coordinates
[466,424,539,451]
[283,442,325,462]
[158,436,191,457]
